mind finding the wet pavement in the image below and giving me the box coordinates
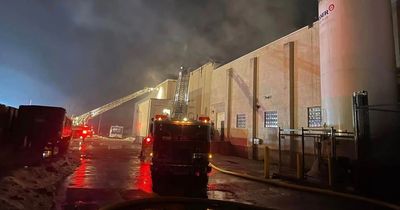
[54,137,391,210]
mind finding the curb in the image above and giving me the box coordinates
[210,162,400,210]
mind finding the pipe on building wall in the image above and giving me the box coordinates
[226,68,233,141]
[252,57,259,160]
[285,41,297,166]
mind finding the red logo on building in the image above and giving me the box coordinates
[329,4,335,11]
[319,3,335,20]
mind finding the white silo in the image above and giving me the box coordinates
[319,0,397,132]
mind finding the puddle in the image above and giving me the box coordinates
[207,183,238,200]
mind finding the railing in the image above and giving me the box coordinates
[277,127,354,185]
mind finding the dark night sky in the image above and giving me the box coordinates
[0,0,317,132]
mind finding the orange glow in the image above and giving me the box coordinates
[198,116,210,123]
[154,114,167,120]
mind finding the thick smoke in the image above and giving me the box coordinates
[0,0,316,121]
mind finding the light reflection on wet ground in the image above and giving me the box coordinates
[60,139,239,209]
[57,138,387,210]
[134,163,152,193]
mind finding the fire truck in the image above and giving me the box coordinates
[72,125,93,140]
[58,116,73,155]
[149,115,212,177]
[141,67,212,194]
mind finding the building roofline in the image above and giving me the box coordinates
[154,79,177,88]
[214,21,319,71]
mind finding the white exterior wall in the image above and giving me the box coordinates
[135,99,150,138]
[188,62,215,119]
[210,24,321,158]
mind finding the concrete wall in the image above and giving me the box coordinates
[210,23,321,159]
[135,99,150,138]
[148,79,176,100]
[133,24,322,159]
[188,62,215,119]
[391,0,400,102]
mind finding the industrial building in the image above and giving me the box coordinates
[133,79,176,139]
[134,0,400,162]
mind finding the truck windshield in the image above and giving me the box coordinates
[154,124,209,142]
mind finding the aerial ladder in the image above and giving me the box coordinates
[171,67,190,119]
[72,87,158,126]
[145,67,212,190]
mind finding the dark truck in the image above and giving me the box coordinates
[149,116,212,194]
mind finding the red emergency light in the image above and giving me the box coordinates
[145,137,152,144]
[198,116,210,123]
[82,130,87,134]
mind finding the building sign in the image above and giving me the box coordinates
[319,3,335,20]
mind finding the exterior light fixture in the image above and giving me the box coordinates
[264,95,272,99]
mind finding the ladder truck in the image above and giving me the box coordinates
[71,87,158,139]
[143,67,212,195]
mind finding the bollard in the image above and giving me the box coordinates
[296,153,303,179]
[264,146,270,178]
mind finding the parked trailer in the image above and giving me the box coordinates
[0,104,18,145]
[0,104,8,144]
[16,105,66,164]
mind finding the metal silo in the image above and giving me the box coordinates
[318,0,397,132]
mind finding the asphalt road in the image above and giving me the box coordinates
[54,137,390,210]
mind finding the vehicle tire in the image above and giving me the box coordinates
[187,174,208,197]
[58,143,67,156]
[196,174,208,186]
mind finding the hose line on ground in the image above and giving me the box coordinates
[210,163,400,210]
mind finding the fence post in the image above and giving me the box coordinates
[264,146,270,178]
[330,127,336,159]
[278,127,281,173]
[352,90,370,191]
[296,153,303,179]
[328,154,333,187]
[352,91,370,162]
[301,127,305,179]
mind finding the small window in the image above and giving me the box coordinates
[308,106,322,127]
[236,114,246,128]
[264,111,278,128]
